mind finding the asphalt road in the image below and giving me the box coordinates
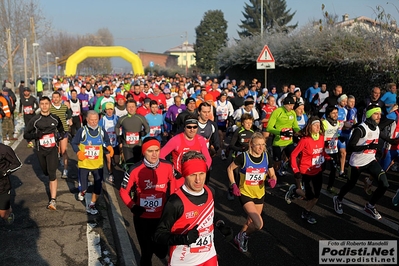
[110,154,399,266]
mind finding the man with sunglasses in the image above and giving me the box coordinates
[160,115,212,192]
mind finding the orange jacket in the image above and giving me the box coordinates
[0,96,11,118]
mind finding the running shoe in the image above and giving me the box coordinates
[234,231,248,253]
[393,189,399,206]
[7,213,15,225]
[391,163,398,172]
[285,184,296,204]
[108,174,114,183]
[27,141,34,148]
[86,204,98,215]
[221,150,227,160]
[363,177,373,196]
[47,199,57,210]
[333,196,343,214]
[77,191,85,201]
[326,187,337,195]
[301,211,317,224]
[277,167,287,176]
[227,188,235,201]
[61,169,68,179]
[364,203,382,220]
[338,172,348,180]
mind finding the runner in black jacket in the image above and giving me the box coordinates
[0,143,22,224]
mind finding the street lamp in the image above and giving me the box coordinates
[55,57,59,76]
[32,43,39,95]
[46,52,51,90]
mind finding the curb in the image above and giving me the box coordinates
[103,180,138,266]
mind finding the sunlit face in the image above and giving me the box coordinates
[71,91,77,100]
[334,87,342,96]
[86,113,99,128]
[150,104,159,114]
[184,124,198,139]
[104,90,110,97]
[52,93,61,104]
[175,96,182,106]
[338,98,347,108]
[347,98,355,109]
[187,101,196,111]
[127,102,137,115]
[199,106,211,121]
[251,138,266,155]
[295,105,304,116]
[284,103,294,112]
[134,86,140,94]
[105,108,114,116]
[144,145,160,164]
[371,88,381,101]
[328,110,338,120]
[244,103,254,112]
[184,170,206,192]
[40,99,51,113]
[220,95,227,102]
[242,119,253,130]
[311,122,320,134]
[371,111,381,124]
[268,97,275,106]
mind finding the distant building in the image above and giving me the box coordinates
[137,51,178,68]
[165,41,196,68]
[336,13,399,34]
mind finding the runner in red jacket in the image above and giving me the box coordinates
[288,116,326,224]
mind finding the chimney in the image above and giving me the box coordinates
[342,14,349,22]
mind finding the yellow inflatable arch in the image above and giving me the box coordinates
[65,46,144,76]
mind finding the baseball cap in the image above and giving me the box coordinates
[294,87,301,93]
[204,94,214,102]
[105,102,114,110]
[163,88,171,94]
[23,87,31,92]
[236,87,244,93]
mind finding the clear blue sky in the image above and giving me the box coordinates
[40,0,395,67]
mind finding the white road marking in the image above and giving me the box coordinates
[87,222,102,266]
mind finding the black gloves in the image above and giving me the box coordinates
[280,130,293,138]
[216,220,233,241]
[130,205,146,217]
[294,172,302,179]
[186,225,199,245]
[159,104,165,110]
[367,140,379,150]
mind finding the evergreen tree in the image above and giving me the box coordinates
[195,10,228,73]
[238,0,297,38]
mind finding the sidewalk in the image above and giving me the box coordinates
[0,136,118,266]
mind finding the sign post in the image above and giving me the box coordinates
[256,45,275,89]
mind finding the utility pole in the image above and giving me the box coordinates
[23,38,28,86]
[261,0,267,88]
[6,28,14,91]
[185,31,188,77]
[30,17,36,83]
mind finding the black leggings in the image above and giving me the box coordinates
[133,216,168,266]
[302,172,323,200]
[35,147,59,181]
[338,160,389,205]
[326,153,338,189]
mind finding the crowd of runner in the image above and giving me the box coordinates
[1,73,399,265]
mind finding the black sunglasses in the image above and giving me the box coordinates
[186,125,198,129]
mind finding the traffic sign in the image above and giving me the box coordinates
[256,45,275,69]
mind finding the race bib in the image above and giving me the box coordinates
[107,131,117,146]
[326,137,338,150]
[126,132,139,145]
[72,110,80,116]
[23,105,33,115]
[217,106,228,120]
[245,168,265,186]
[84,146,100,159]
[39,133,56,148]
[82,100,89,108]
[190,225,214,253]
[139,193,163,213]
[149,126,161,137]
[311,155,325,167]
